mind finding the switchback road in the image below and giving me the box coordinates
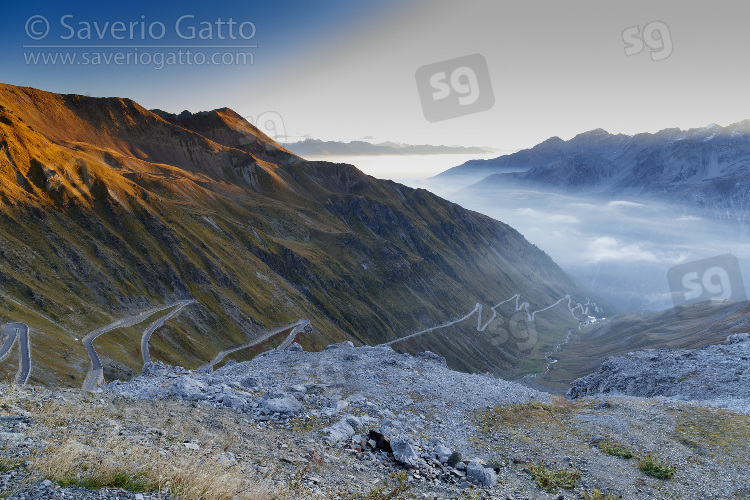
[141,300,196,366]
[379,294,593,347]
[82,301,194,391]
[0,322,31,384]
[200,318,310,371]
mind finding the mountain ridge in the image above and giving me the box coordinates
[285,138,491,157]
[0,83,587,386]
[442,120,750,208]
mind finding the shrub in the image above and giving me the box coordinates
[528,463,580,493]
[599,441,634,459]
[638,455,676,480]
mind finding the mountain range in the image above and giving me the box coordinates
[440,122,750,219]
[0,83,586,386]
[285,138,491,156]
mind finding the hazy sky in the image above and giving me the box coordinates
[3,1,750,149]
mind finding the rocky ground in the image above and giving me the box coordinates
[569,333,750,414]
[1,341,749,498]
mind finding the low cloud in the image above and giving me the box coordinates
[515,207,580,224]
[584,237,682,264]
[607,200,647,209]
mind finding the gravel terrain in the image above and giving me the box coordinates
[106,343,549,458]
[1,341,749,498]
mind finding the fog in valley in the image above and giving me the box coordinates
[344,157,750,314]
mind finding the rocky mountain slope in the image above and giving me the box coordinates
[527,300,750,393]
[443,122,750,220]
[569,332,750,414]
[3,340,749,498]
[0,83,586,386]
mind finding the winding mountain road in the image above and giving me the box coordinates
[141,300,196,366]
[200,318,310,370]
[0,322,31,384]
[82,301,194,391]
[379,293,593,347]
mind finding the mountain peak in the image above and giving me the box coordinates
[572,128,611,140]
[537,136,565,147]
[152,104,296,163]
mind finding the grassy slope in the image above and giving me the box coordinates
[0,83,588,386]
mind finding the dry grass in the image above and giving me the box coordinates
[672,407,750,463]
[32,436,291,500]
[19,395,297,499]
[472,396,585,437]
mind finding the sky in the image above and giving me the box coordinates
[2,1,750,150]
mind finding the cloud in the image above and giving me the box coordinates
[514,207,580,224]
[585,236,677,264]
[607,200,647,209]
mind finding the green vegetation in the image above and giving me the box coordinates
[581,489,622,499]
[528,463,580,493]
[598,441,634,459]
[594,437,677,481]
[638,455,676,480]
[56,471,150,492]
[0,457,24,473]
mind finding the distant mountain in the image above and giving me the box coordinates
[448,122,750,218]
[285,138,491,157]
[0,83,587,386]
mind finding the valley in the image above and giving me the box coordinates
[0,83,587,387]
[527,301,750,392]
[2,1,749,498]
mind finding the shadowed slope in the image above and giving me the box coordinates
[0,83,587,386]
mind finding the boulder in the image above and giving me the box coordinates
[323,416,357,445]
[0,432,25,447]
[142,361,166,376]
[435,444,452,463]
[263,395,302,415]
[323,399,349,416]
[324,341,355,350]
[217,451,237,466]
[368,430,392,452]
[287,342,304,352]
[169,376,208,401]
[240,376,259,389]
[447,451,462,467]
[466,460,497,487]
[417,350,447,366]
[725,333,750,344]
[391,437,419,467]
